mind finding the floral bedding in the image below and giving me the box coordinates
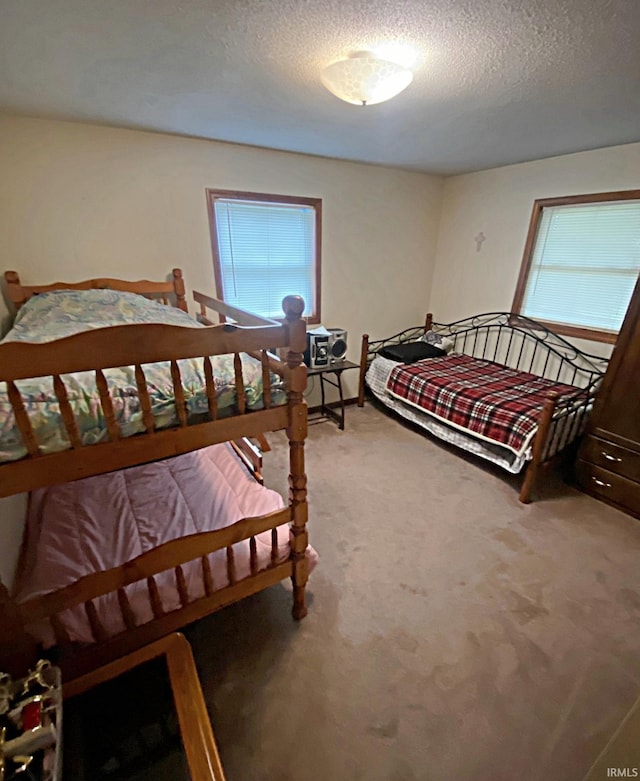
[0,289,285,462]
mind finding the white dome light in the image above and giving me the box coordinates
[321,52,413,106]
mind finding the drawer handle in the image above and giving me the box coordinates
[592,476,612,489]
[601,451,622,463]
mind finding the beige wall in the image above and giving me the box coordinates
[0,116,443,354]
[430,141,640,358]
[0,115,444,584]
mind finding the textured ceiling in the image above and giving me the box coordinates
[1,0,640,174]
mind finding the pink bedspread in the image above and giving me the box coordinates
[16,443,317,645]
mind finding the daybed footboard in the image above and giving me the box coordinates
[520,380,602,503]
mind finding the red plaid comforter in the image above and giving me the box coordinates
[386,353,578,455]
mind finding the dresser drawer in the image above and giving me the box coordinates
[580,435,640,483]
[576,460,640,518]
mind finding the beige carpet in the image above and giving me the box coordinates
[187,405,640,781]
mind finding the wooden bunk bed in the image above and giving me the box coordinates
[358,312,609,503]
[0,268,311,681]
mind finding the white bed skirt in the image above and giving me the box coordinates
[366,356,529,474]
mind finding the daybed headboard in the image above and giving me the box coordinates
[428,312,609,389]
[4,267,188,313]
[359,312,609,405]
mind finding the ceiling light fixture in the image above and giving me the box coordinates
[321,52,413,106]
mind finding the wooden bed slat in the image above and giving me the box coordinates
[147,576,164,619]
[6,272,185,307]
[6,381,40,457]
[57,562,293,683]
[249,536,258,576]
[6,268,188,313]
[95,369,121,441]
[134,364,155,434]
[203,356,218,420]
[230,437,263,483]
[18,507,292,624]
[233,353,246,414]
[226,547,236,585]
[175,565,189,608]
[201,555,214,596]
[0,405,289,498]
[261,350,272,409]
[85,600,109,643]
[256,433,271,453]
[52,375,82,448]
[117,588,137,630]
[50,613,72,646]
[170,360,188,427]
[193,290,278,327]
[0,323,292,382]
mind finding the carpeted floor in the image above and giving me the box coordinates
[186,405,640,781]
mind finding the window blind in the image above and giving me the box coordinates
[214,198,316,319]
[521,200,640,333]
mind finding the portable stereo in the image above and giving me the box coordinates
[327,328,348,363]
[304,328,348,368]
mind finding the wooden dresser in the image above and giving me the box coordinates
[576,275,640,519]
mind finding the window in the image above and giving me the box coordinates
[206,189,321,323]
[512,190,640,343]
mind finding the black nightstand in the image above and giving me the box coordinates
[306,360,359,430]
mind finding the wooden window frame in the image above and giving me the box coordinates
[511,189,640,345]
[206,189,322,325]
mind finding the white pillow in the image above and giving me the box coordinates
[420,329,455,353]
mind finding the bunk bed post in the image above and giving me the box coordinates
[282,295,309,620]
[519,391,559,504]
[172,268,188,312]
[424,313,433,333]
[4,270,27,311]
[358,334,370,408]
[0,580,37,676]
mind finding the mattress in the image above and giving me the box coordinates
[366,356,526,473]
[0,289,286,463]
[387,353,579,457]
[15,442,318,645]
